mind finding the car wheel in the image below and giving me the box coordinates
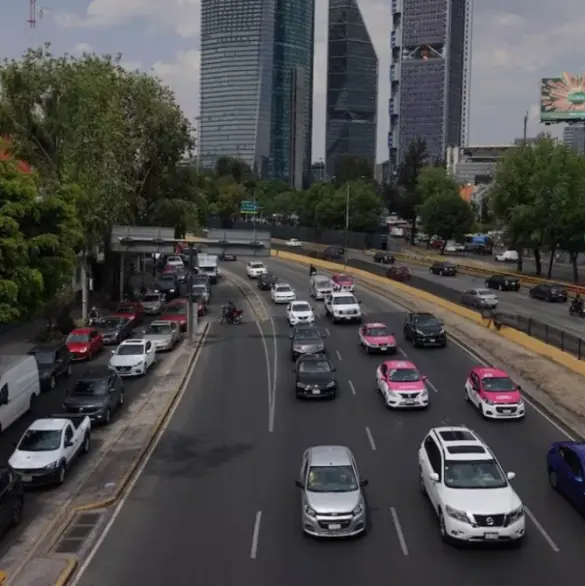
[119,391,125,406]
[49,376,56,390]
[66,364,72,377]
[82,434,90,454]
[105,409,111,424]
[548,468,558,490]
[87,350,93,361]
[412,336,418,348]
[11,496,23,527]
[439,510,448,542]
[485,281,489,288]
[499,284,503,291]
[57,463,67,485]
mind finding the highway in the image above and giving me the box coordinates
[74,257,585,586]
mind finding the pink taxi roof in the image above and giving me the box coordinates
[383,360,416,370]
[364,322,387,329]
[473,367,508,378]
[333,274,352,280]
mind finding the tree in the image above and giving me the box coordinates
[208,176,246,220]
[419,192,474,254]
[417,165,460,201]
[332,155,374,183]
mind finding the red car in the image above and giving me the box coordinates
[160,300,189,331]
[192,294,207,317]
[113,301,145,325]
[386,266,411,282]
[66,327,103,361]
[331,274,355,292]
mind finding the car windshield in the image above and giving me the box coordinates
[142,294,161,302]
[366,327,390,337]
[476,289,492,296]
[299,360,331,373]
[30,351,55,365]
[148,324,172,334]
[388,368,419,382]
[116,344,145,356]
[276,286,292,292]
[294,329,320,341]
[115,306,134,314]
[250,263,264,269]
[192,286,206,293]
[307,465,358,493]
[414,315,439,327]
[159,276,175,283]
[444,459,508,489]
[336,275,351,282]
[67,333,89,343]
[19,429,62,452]
[96,318,123,329]
[292,303,311,312]
[481,376,516,392]
[333,296,355,305]
[164,305,186,314]
[72,379,108,396]
[316,281,331,289]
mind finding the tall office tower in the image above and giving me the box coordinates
[563,124,585,154]
[270,0,315,189]
[389,0,473,169]
[325,0,378,177]
[199,0,276,176]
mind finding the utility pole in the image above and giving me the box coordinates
[187,243,197,342]
[523,111,528,143]
[343,182,350,268]
[27,0,36,27]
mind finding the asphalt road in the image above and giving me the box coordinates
[74,257,585,586]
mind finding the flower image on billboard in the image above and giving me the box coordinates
[540,74,585,122]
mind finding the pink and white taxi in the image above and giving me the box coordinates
[464,367,525,419]
[331,273,355,292]
[359,322,397,354]
[376,360,429,409]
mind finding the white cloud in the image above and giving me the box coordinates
[73,42,93,55]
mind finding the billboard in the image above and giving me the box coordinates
[540,74,585,122]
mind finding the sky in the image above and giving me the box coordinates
[0,0,583,163]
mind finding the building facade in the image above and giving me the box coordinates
[325,0,378,177]
[199,0,275,175]
[389,0,473,169]
[270,0,315,189]
[563,124,585,154]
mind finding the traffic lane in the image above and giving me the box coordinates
[270,257,585,569]
[75,286,272,586]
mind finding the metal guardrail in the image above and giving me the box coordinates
[272,244,585,361]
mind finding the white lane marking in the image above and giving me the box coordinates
[336,349,343,361]
[325,327,331,336]
[269,311,278,433]
[256,320,274,433]
[397,347,408,357]
[365,426,376,450]
[71,325,212,586]
[426,379,439,393]
[448,336,576,440]
[348,379,356,395]
[250,510,263,559]
[525,506,560,552]
[390,506,409,555]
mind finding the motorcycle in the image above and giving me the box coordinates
[569,302,585,317]
[85,316,100,326]
[220,305,243,325]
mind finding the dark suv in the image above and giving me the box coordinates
[0,468,24,536]
[28,343,72,391]
[485,274,520,291]
[403,312,447,348]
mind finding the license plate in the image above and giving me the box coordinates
[21,475,32,482]
[405,400,415,405]
[381,346,387,351]
[484,532,499,540]
[328,523,341,530]
[429,338,435,342]
[312,389,320,395]
[502,408,513,413]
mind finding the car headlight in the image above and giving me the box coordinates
[416,330,424,336]
[80,346,88,352]
[44,461,59,469]
[296,382,306,388]
[325,381,336,388]
[439,329,445,334]
[169,289,175,293]
[352,504,363,515]
[40,371,50,379]
[445,505,472,524]
[304,506,317,517]
[507,506,524,523]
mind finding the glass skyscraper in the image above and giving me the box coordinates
[325,0,378,177]
[270,0,315,188]
[199,0,276,175]
[389,0,473,168]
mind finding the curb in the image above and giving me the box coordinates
[54,558,77,586]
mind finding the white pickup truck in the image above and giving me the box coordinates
[9,414,91,486]
[324,292,362,324]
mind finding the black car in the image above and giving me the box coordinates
[192,274,211,288]
[321,246,345,261]
[258,273,278,290]
[403,312,447,348]
[28,343,72,391]
[485,274,520,291]
[0,468,24,535]
[62,367,124,425]
[94,316,134,345]
[429,261,457,276]
[294,354,337,399]
[529,283,568,302]
[154,274,180,300]
[290,325,327,361]
[373,252,395,264]
[219,252,237,261]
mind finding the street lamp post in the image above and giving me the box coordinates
[344,181,350,268]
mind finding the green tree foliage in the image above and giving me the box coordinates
[418,166,460,201]
[419,192,474,254]
[332,155,374,183]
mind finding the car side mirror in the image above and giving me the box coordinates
[12,441,17,448]
[359,479,369,487]
[289,334,293,339]
[64,440,73,448]
[295,480,303,488]
[517,385,522,391]
[575,476,584,483]
[111,350,115,354]
[331,367,336,372]
[358,300,362,304]
[429,472,440,482]
[422,375,428,381]
[506,472,516,480]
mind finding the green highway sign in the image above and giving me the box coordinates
[240,200,258,213]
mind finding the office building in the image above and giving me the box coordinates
[270,0,315,189]
[325,0,378,177]
[199,0,275,175]
[563,124,585,154]
[389,0,473,169]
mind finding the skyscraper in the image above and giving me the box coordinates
[389,0,473,169]
[270,0,315,189]
[563,124,585,154]
[199,0,275,175]
[325,0,378,177]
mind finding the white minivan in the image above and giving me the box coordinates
[0,355,40,433]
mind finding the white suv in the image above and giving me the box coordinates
[324,292,361,324]
[418,426,525,545]
[246,262,267,278]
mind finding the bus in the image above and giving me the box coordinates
[464,233,493,255]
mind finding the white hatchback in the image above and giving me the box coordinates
[271,283,296,304]
[109,339,156,377]
[286,301,315,326]
[247,262,268,278]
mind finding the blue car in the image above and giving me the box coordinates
[547,441,585,514]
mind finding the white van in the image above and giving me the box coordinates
[0,355,40,433]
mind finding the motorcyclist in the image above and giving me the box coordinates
[87,306,100,323]
[309,264,317,276]
[572,294,584,313]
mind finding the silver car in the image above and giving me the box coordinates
[461,288,499,308]
[310,276,333,300]
[141,292,164,315]
[142,320,180,351]
[192,283,210,304]
[296,445,368,537]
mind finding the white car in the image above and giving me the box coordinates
[109,339,156,376]
[247,261,268,278]
[495,250,518,262]
[271,283,296,303]
[286,238,302,247]
[324,292,362,324]
[418,426,525,545]
[286,301,315,326]
[165,255,184,269]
